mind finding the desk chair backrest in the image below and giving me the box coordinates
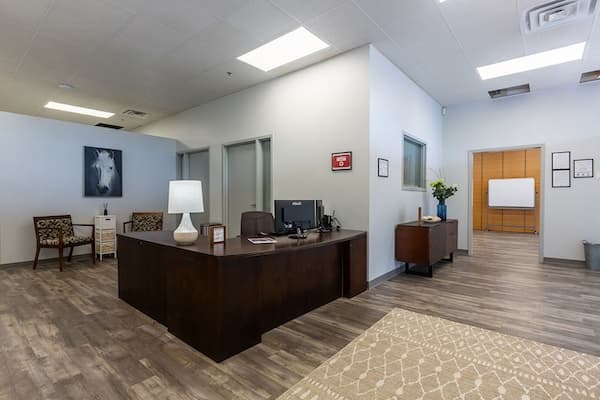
[128,212,163,232]
[240,211,274,237]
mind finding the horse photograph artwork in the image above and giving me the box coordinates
[84,146,123,197]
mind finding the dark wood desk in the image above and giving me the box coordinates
[395,220,457,277]
[117,230,367,362]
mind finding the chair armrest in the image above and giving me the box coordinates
[72,223,95,240]
[123,221,133,232]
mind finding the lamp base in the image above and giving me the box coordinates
[174,212,198,246]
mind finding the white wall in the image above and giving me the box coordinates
[0,111,177,264]
[139,47,370,233]
[444,84,600,261]
[368,46,443,280]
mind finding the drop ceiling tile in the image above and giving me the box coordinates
[439,0,524,66]
[270,0,348,22]
[224,0,298,42]
[306,2,385,51]
[140,0,246,34]
[583,15,600,70]
[38,0,134,49]
[524,25,593,55]
[102,14,194,66]
[0,0,52,29]
[16,34,94,85]
[0,18,35,72]
[161,21,261,79]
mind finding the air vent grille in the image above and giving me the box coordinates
[95,123,123,129]
[524,0,597,32]
[488,84,531,99]
[580,69,600,83]
[122,109,149,119]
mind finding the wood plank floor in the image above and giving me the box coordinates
[1,231,599,399]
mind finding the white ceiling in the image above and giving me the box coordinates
[0,0,599,129]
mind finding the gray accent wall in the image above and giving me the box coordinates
[0,111,177,265]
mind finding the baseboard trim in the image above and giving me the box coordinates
[543,257,586,268]
[368,266,404,289]
[455,249,468,256]
[0,253,97,269]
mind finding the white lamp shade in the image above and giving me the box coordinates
[168,180,204,214]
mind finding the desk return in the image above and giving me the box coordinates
[117,230,367,362]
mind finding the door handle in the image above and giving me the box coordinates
[250,203,257,207]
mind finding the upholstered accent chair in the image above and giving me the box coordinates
[240,211,275,237]
[33,215,95,271]
[123,212,163,233]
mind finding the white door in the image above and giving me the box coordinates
[227,142,257,237]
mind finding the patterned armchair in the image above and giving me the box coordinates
[123,212,163,233]
[33,215,95,271]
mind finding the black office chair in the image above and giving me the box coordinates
[240,211,275,237]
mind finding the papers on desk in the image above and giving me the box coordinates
[247,237,277,245]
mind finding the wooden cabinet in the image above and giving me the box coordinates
[95,215,116,260]
[395,220,458,277]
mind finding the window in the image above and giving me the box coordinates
[403,135,426,190]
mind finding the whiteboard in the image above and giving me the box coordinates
[488,178,535,208]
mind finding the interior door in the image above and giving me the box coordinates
[227,142,257,237]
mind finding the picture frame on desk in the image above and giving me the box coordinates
[209,225,226,246]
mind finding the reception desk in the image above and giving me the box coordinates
[117,230,367,362]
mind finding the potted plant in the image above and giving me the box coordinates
[430,178,458,221]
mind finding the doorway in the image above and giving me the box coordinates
[223,138,272,237]
[469,146,544,261]
[177,149,210,227]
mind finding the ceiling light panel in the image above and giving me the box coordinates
[237,27,329,72]
[44,101,114,118]
[477,42,586,80]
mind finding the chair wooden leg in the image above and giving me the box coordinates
[91,242,96,264]
[33,246,40,270]
[58,247,64,272]
[68,247,74,262]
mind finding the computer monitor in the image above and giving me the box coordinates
[274,200,323,233]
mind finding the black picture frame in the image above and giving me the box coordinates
[551,151,571,170]
[551,151,571,188]
[573,159,594,178]
[377,158,389,177]
[552,170,571,188]
[84,146,123,197]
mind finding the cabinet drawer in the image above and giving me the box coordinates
[95,216,116,229]
[96,229,116,241]
[98,243,115,253]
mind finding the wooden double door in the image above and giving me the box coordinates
[473,148,541,233]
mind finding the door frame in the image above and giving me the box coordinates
[222,135,273,231]
[467,143,546,263]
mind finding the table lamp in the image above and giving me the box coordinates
[168,180,204,245]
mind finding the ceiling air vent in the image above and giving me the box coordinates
[95,123,123,129]
[488,84,531,99]
[524,0,597,32]
[122,109,149,119]
[580,69,600,83]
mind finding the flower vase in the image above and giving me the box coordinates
[437,200,447,221]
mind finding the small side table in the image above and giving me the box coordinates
[95,215,116,260]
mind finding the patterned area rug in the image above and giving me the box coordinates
[278,308,600,399]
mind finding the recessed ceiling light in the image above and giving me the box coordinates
[477,42,586,80]
[237,27,329,72]
[44,101,114,118]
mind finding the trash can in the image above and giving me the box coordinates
[583,241,600,271]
